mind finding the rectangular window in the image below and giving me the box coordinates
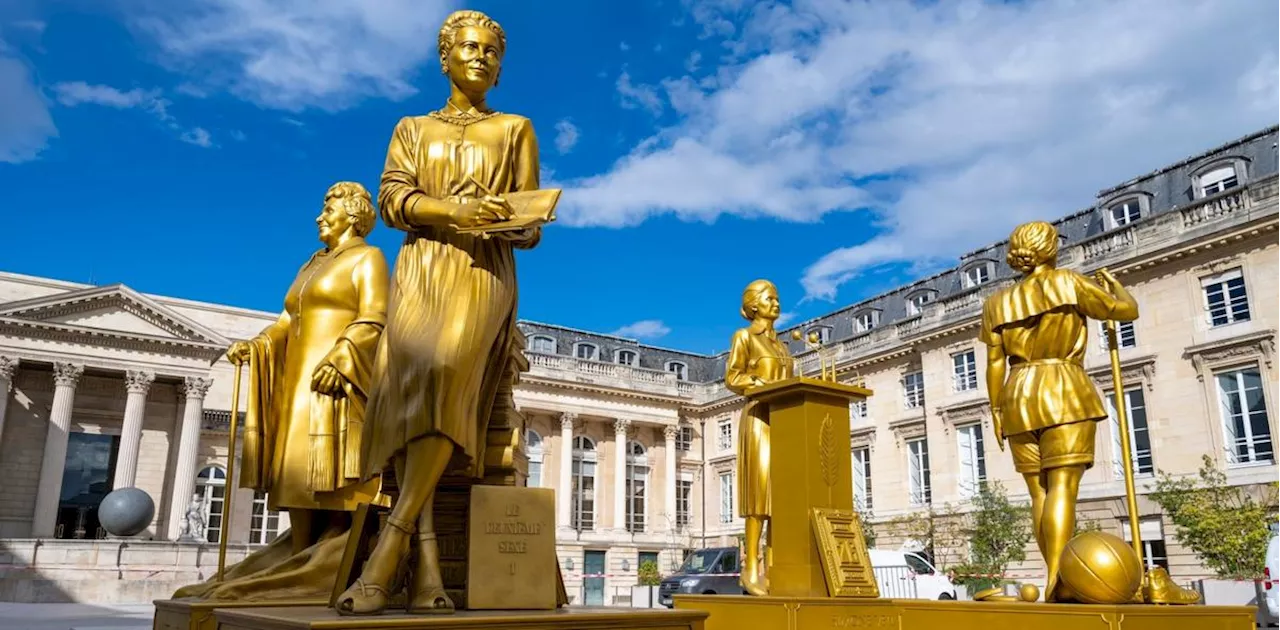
[1216,367,1274,465]
[250,490,281,545]
[676,475,693,528]
[907,438,932,506]
[852,447,872,512]
[667,362,689,381]
[1200,165,1239,197]
[1201,269,1250,327]
[903,371,925,410]
[529,336,555,354]
[1099,320,1137,350]
[1108,200,1141,227]
[626,459,648,533]
[850,399,868,425]
[855,312,877,333]
[908,293,933,315]
[575,343,599,360]
[719,472,734,524]
[951,350,978,392]
[617,349,638,366]
[956,424,987,498]
[717,419,734,452]
[676,426,694,451]
[1124,519,1170,571]
[964,264,991,288]
[571,457,596,530]
[1106,387,1154,478]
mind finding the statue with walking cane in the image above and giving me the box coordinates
[173,181,390,601]
[979,220,1199,605]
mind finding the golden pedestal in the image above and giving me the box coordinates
[747,376,872,598]
[213,605,708,630]
[676,595,1256,630]
[153,598,325,630]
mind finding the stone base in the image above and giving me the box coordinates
[153,598,324,630]
[214,605,708,630]
[674,594,1256,630]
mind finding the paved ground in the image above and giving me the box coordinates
[0,603,154,630]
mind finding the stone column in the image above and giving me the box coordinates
[613,418,630,533]
[111,370,155,489]
[664,424,679,532]
[557,413,575,531]
[32,362,84,537]
[0,356,16,450]
[166,376,212,540]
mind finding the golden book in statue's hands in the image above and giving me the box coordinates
[455,187,561,234]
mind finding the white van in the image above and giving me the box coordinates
[868,549,958,600]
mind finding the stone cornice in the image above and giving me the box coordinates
[888,415,927,444]
[514,373,687,406]
[850,424,876,450]
[0,317,227,361]
[0,284,230,346]
[1183,329,1277,380]
[1087,353,1158,391]
[935,397,990,434]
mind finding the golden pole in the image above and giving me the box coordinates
[1101,276,1145,566]
[217,362,244,580]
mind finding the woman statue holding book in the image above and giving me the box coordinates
[724,279,794,596]
[335,10,557,616]
[174,181,389,601]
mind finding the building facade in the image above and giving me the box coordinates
[0,127,1275,604]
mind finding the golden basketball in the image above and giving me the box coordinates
[1058,532,1143,604]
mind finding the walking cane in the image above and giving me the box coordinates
[1098,268,1146,568]
[217,360,244,581]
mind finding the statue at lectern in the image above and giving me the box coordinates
[334,9,558,616]
[724,279,794,595]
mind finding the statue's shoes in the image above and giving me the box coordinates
[1144,568,1202,605]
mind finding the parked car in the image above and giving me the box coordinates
[658,545,958,607]
[658,547,745,607]
[868,549,958,600]
[1264,523,1279,621]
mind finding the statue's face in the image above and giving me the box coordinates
[446,26,503,95]
[753,287,781,321]
[316,196,354,247]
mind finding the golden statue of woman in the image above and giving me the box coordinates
[335,10,550,616]
[175,181,388,601]
[724,279,793,596]
[980,221,1137,602]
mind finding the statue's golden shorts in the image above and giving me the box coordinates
[1008,420,1097,474]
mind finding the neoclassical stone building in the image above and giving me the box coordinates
[0,126,1275,604]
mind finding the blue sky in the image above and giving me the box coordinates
[0,1,1276,354]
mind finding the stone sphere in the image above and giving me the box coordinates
[99,487,156,537]
[1059,531,1142,604]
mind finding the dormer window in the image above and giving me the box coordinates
[666,361,688,381]
[807,326,832,344]
[853,310,879,334]
[529,335,556,354]
[616,349,638,366]
[574,342,599,361]
[1108,199,1141,228]
[1198,164,1239,197]
[963,262,993,289]
[906,290,936,316]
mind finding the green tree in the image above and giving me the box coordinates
[637,559,662,586]
[883,503,965,569]
[949,481,1033,593]
[856,506,877,548]
[1074,518,1103,536]
[1150,455,1279,579]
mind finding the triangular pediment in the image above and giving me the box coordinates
[0,284,230,346]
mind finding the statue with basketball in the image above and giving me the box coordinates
[979,221,1200,605]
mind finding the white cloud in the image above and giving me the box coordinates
[554,119,580,154]
[0,52,56,163]
[126,0,458,112]
[619,41,631,52]
[53,81,215,149]
[560,0,1279,302]
[616,71,663,116]
[610,319,672,340]
[774,311,798,328]
[53,82,159,108]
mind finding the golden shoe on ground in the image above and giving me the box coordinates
[1144,568,1202,605]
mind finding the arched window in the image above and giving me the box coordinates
[905,290,936,316]
[574,342,600,361]
[616,349,639,366]
[665,361,688,381]
[249,490,281,544]
[853,309,880,334]
[625,441,649,533]
[1106,198,1142,228]
[195,465,227,544]
[962,261,994,289]
[528,335,557,354]
[571,436,597,530]
[1198,164,1239,197]
[525,430,544,488]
